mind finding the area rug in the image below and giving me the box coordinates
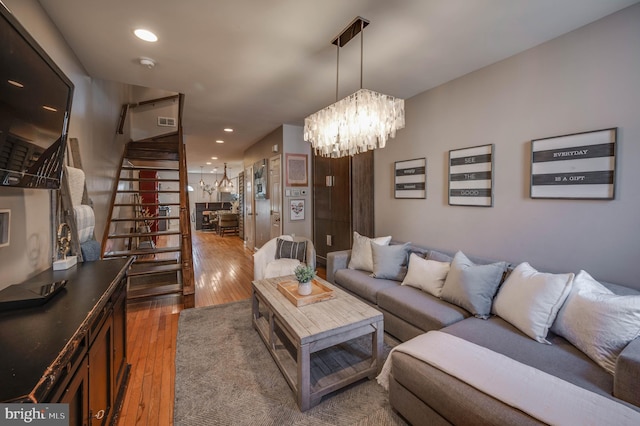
[174,300,406,425]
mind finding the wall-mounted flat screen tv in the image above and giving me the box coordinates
[0,4,73,189]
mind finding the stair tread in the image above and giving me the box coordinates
[121,166,179,172]
[128,264,182,276]
[108,230,181,238]
[128,283,183,299]
[114,203,180,207]
[104,246,182,257]
[110,216,180,222]
[116,190,181,194]
[118,178,180,182]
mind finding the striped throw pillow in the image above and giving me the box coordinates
[275,238,307,264]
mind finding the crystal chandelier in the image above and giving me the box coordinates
[304,17,404,158]
[218,163,234,193]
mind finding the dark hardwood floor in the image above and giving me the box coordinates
[117,231,324,426]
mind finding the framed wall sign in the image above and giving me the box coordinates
[394,158,426,199]
[448,144,494,207]
[290,199,305,221]
[253,158,268,199]
[530,128,617,200]
[285,153,308,187]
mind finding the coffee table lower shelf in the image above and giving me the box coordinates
[251,290,383,411]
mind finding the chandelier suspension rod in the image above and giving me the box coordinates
[336,39,340,102]
[360,18,364,90]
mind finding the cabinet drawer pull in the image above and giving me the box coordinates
[94,409,105,420]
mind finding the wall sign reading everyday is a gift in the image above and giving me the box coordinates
[530,128,617,199]
[448,144,494,207]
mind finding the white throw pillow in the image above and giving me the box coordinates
[263,258,301,279]
[401,253,450,297]
[348,232,391,272]
[493,262,574,344]
[551,270,640,374]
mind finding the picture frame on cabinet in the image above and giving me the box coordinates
[530,128,617,200]
[394,158,426,199]
[448,144,494,207]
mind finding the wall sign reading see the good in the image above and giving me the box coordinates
[448,144,494,207]
[530,128,617,200]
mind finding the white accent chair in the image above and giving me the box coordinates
[253,235,316,281]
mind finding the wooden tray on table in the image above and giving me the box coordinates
[277,279,335,307]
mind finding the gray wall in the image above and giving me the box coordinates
[374,4,640,289]
[0,0,133,289]
[282,124,312,240]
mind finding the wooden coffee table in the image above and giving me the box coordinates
[251,275,384,411]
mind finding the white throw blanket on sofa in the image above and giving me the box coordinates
[377,331,640,425]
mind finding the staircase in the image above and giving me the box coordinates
[102,94,195,308]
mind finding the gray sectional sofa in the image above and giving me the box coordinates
[327,242,640,425]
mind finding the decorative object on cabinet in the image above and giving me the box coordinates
[285,153,308,187]
[530,128,617,200]
[448,144,494,207]
[303,17,404,158]
[395,158,426,199]
[290,199,305,221]
[53,222,77,270]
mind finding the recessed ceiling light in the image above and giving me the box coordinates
[223,128,233,133]
[211,156,218,160]
[206,162,211,165]
[134,29,158,42]
[42,105,57,112]
[139,57,156,69]
[7,79,24,88]
[215,140,224,144]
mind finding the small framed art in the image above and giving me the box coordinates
[530,128,617,200]
[394,158,426,199]
[290,199,305,221]
[448,144,494,207]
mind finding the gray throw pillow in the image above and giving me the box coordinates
[275,238,307,263]
[371,242,410,281]
[440,251,507,319]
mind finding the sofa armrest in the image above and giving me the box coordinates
[614,336,640,407]
[326,250,351,284]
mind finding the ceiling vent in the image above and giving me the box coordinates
[157,117,176,127]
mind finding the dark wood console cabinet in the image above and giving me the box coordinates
[0,258,132,426]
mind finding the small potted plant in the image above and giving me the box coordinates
[294,264,315,296]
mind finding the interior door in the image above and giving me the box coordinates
[269,155,282,239]
[244,165,255,251]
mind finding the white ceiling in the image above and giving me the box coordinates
[37,0,638,174]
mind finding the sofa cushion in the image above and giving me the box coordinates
[401,253,450,297]
[371,242,410,281]
[427,250,454,263]
[378,285,470,332]
[441,251,507,319]
[552,270,640,375]
[348,232,392,272]
[334,268,398,304]
[493,262,573,344]
[441,317,616,400]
